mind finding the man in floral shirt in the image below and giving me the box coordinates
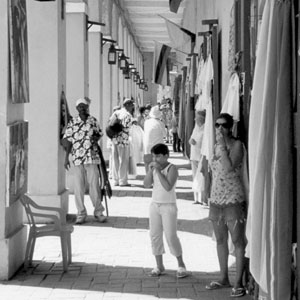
[64,98,106,224]
[110,98,134,186]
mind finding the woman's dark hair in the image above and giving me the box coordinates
[217,113,234,129]
[151,143,169,155]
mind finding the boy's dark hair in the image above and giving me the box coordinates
[139,106,146,114]
[151,143,169,155]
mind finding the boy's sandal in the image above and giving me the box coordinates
[230,287,246,298]
[148,267,165,277]
[176,267,189,278]
[205,281,231,290]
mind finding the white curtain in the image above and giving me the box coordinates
[246,0,294,299]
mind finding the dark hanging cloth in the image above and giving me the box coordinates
[173,74,182,113]
[178,67,187,153]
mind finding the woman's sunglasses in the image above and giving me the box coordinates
[215,122,230,129]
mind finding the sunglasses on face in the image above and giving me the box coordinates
[215,122,230,129]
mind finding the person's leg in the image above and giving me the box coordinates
[85,164,105,218]
[191,160,200,203]
[172,133,177,152]
[111,143,120,185]
[226,206,246,289]
[160,204,184,266]
[73,165,87,223]
[177,135,182,152]
[149,203,165,271]
[118,144,130,185]
[211,219,230,285]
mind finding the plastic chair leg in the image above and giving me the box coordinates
[60,235,69,272]
[24,236,33,268]
[67,233,72,264]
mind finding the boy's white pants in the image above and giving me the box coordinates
[149,202,182,257]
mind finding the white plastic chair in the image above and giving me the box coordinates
[20,194,74,272]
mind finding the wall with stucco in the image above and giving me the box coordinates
[0,0,27,280]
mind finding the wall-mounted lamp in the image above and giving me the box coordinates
[133,72,139,82]
[136,75,141,85]
[107,46,124,65]
[139,79,145,89]
[119,52,128,70]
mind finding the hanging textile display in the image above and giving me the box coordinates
[228,3,236,73]
[193,52,214,166]
[221,72,240,137]
[194,46,205,96]
[246,1,294,299]
[184,54,197,158]
[173,74,182,113]
[178,67,187,151]
[153,41,171,86]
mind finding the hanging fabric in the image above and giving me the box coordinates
[228,3,236,73]
[221,72,240,137]
[178,67,187,145]
[246,1,294,300]
[194,46,205,98]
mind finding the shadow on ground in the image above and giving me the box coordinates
[4,263,245,300]
[66,215,213,237]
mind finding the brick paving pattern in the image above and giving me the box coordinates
[0,151,251,299]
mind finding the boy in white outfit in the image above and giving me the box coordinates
[144,143,189,278]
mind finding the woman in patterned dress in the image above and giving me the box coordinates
[205,113,247,298]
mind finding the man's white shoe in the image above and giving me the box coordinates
[95,215,107,223]
[75,215,86,224]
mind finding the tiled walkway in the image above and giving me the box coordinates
[0,151,251,299]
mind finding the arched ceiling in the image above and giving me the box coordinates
[120,0,186,53]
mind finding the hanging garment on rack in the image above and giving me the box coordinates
[195,54,214,112]
[221,72,240,136]
[178,67,187,143]
[192,54,214,166]
[246,1,294,299]
[194,54,205,96]
[228,3,236,72]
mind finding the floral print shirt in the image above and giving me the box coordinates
[111,108,132,146]
[210,145,245,207]
[64,115,103,166]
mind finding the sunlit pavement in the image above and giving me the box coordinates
[0,150,251,299]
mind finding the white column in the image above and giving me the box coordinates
[26,1,68,210]
[66,1,89,116]
[102,43,112,134]
[65,1,89,192]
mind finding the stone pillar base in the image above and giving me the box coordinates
[0,225,27,280]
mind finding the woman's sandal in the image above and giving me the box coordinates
[148,267,165,277]
[205,281,231,290]
[230,287,246,298]
[176,267,189,278]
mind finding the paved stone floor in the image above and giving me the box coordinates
[0,150,251,299]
